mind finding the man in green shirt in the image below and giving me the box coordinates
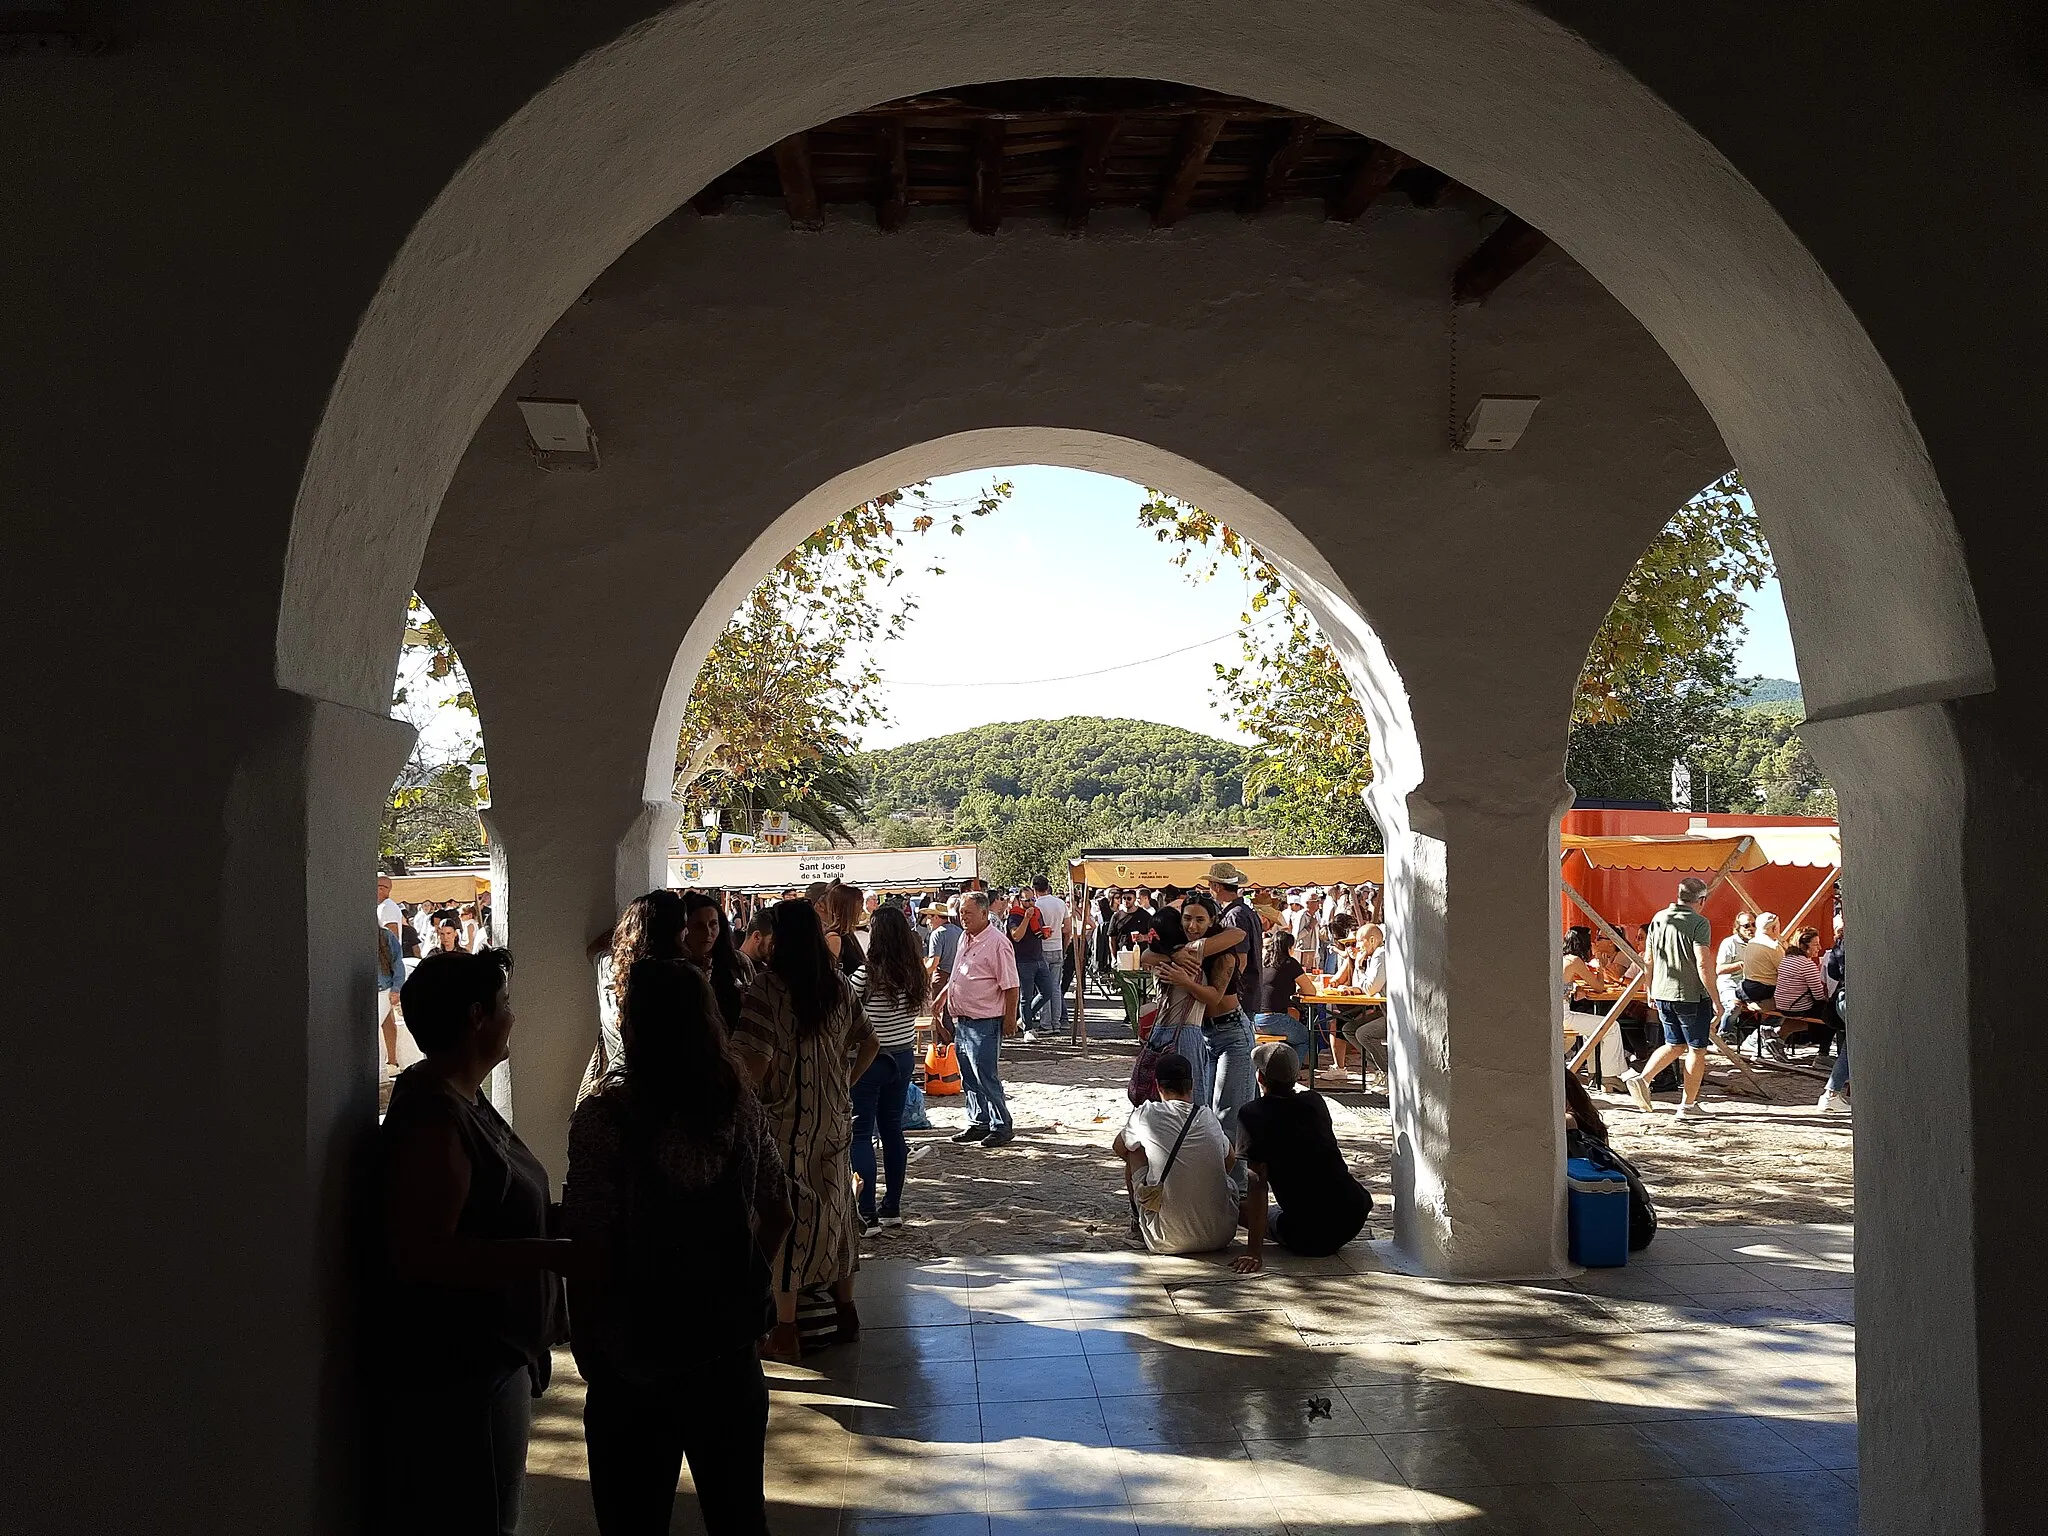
[1623,876,1721,1120]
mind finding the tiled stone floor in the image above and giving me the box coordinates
[523,1224,1856,1535]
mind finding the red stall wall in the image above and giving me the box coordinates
[1559,809,1838,956]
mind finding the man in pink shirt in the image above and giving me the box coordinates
[933,890,1021,1146]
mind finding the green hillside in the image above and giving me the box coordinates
[1735,676,1803,708]
[857,716,1251,821]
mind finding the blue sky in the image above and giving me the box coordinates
[852,466,1800,749]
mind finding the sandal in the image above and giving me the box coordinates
[760,1320,803,1363]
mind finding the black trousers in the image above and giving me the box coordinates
[379,1366,532,1536]
[583,1350,770,1536]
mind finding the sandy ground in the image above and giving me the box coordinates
[862,1014,1854,1263]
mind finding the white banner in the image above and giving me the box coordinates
[671,845,977,891]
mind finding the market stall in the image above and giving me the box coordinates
[669,843,977,894]
[1066,849,1385,1045]
[1558,827,1840,1092]
[389,867,491,905]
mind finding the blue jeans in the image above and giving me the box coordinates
[1827,1029,1850,1094]
[1202,1010,1256,1194]
[1020,958,1064,1032]
[1654,998,1715,1050]
[952,1017,1011,1133]
[1252,1011,1313,1059]
[851,1048,914,1220]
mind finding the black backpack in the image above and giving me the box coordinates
[573,1106,774,1384]
[1567,1128,1658,1252]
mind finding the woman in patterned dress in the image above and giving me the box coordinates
[732,899,879,1361]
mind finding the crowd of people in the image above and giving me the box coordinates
[376,873,494,1071]
[366,864,1391,1534]
[372,860,1860,1533]
[1564,877,1849,1116]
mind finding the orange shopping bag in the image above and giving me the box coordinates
[922,1040,963,1096]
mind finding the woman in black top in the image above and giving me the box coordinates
[1232,1042,1371,1271]
[820,881,867,978]
[682,889,751,1030]
[377,947,573,1536]
[566,959,793,1536]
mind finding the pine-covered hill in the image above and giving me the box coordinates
[1735,676,1803,708]
[855,717,1252,822]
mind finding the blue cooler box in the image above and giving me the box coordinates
[1567,1156,1630,1267]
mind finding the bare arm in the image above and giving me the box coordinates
[1695,942,1721,1014]
[1001,984,1020,1035]
[1233,1165,1270,1273]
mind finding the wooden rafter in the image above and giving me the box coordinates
[772,133,821,228]
[1453,214,1549,303]
[1154,109,1228,227]
[970,118,1005,234]
[1065,113,1122,230]
[876,119,908,230]
[1329,143,1409,221]
[1242,117,1320,216]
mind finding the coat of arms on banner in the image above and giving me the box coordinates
[940,851,962,874]
[681,830,710,855]
[682,858,704,881]
[721,834,756,855]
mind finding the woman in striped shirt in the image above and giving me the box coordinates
[849,903,929,1236]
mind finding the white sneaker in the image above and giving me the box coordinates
[1817,1089,1850,1113]
[1672,1098,1706,1121]
[1623,1073,1654,1113]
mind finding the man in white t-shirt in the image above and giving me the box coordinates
[1112,1051,1240,1255]
[376,874,404,937]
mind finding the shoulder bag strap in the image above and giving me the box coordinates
[1157,1100,1201,1185]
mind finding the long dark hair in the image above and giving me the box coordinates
[682,890,745,1028]
[863,904,929,1012]
[619,958,742,1134]
[1147,907,1189,955]
[1563,926,1594,962]
[769,898,845,1039]
[611,889,688,1005]
[1564,1069,1608,1145]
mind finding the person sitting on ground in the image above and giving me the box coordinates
[1112,1051,1240,1255]
[565,958,790,1536]
[1250,931,1311,1060]
[375,947,571,1536]
[1774,924,1841,1055]
[1738,912,1783,1004]
[1232,1043,1371,1272]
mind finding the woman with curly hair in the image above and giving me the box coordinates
[582,890,688,1102]
[732,900,879,1359]
[848,904,928,1236]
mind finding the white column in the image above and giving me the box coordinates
[1373,774,1570,1278]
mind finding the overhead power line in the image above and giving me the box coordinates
[876,613,1285,688]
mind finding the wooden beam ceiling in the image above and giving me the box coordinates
[694,80,1553,305]
[1065,113,1122,230]
[1154,109,1229,227]
[1328,144,1408,221]
[1453,214,1550,303]
[970,118,1005,234]
[876,120,908,231]
[1242,117,1320,216]
[772,132,821,228]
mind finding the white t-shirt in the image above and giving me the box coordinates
[377,897,404,930]
[1124,1100,1239,1255]
[1035,893,1069,938]
[1358,943,1387,996]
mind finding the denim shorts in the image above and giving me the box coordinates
[1655,998,1715,1049]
